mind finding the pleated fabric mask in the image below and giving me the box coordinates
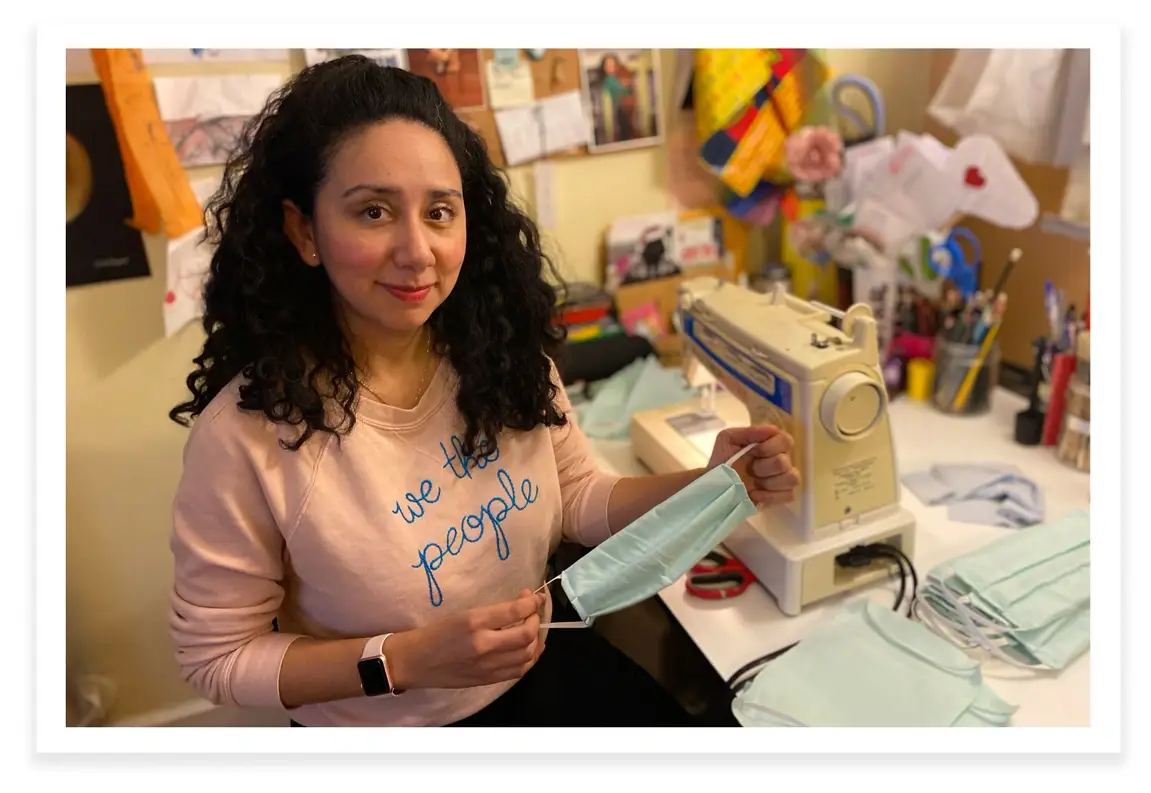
[540,445,758,627]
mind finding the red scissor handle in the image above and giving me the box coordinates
[686,552,755,599]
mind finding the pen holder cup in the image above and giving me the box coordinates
[931,337,1001,416]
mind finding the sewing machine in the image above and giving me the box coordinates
[629,277,917,616]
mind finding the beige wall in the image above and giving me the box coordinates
[65,48,936,722]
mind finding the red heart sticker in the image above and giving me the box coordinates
[964,166,986,188]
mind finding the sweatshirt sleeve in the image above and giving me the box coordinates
[168,405,306,709]
[549,364,622,546]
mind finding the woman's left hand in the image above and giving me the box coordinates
[707,426,801,508]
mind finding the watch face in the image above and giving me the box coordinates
[357,658,391,697]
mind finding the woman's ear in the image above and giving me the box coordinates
[282,200,321,267]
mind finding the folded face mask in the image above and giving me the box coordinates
[918,509,1090,670]
[732,599,1017,728]
[579,356,699,440]
[540,445,758,626]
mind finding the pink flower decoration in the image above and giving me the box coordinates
[784,126,844,183]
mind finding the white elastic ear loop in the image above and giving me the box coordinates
[534,575,592,629]
[916,585,1009,650]
[922,585,1013,637]
[725,443,758,467]
[918,585,1052,671]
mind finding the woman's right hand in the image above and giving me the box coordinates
[388,589,546,691]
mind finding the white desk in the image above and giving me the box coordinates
[588,388,1091,727]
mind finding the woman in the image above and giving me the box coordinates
[168,56,800,728]
[598,53,636,142]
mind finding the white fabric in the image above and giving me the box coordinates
[928,49,1069,165]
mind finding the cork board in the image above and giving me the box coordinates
[456,49,590,170]
[926,50,1090,368]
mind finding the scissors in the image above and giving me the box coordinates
[930,226,982,301]
[829,74,886,147]
[686,551,756,600]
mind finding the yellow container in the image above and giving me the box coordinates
[906,358,935,402]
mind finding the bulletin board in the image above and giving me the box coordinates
[926,50,1090,369]
[456,49,590,169]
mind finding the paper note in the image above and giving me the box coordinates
[494,49,520,69]
[855,138,954,232]
[494,106,544,166]
[90,49,203,238]
[163,226,212,337]
[153,74,282,121]
[533,160,557,231]
[538,91,589,153]
[485,58,535,109]
[162,174,220,337]
[852,199,923,255]
[152,74,283,168]
[494,91,590,166]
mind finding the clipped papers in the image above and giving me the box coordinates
[493,90,590,167]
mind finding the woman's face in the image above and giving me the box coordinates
[295,119,467,337]
[603,56,618,75]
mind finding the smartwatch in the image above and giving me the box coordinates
[357,633,404,697]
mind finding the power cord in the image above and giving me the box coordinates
[725,542,919,692]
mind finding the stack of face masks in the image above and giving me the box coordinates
[577,355,699,440]
[540,446,758,627]
[732,599,1018,727]
[916,509,1090,671]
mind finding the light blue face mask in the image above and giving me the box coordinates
[917,509,1090,671]
[578,355,699,440]
[732,599,1018,727]
[539,445,758,626]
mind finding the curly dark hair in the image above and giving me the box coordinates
[169,56,568,457]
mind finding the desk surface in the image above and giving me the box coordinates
[588,388,1091,727]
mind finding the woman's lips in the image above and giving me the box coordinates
[380,284,433,303]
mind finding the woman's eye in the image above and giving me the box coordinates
[429,206,455,222]
[364,205,386,221]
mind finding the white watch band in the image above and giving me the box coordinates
[361,632,392,661]
[361,633,402,695]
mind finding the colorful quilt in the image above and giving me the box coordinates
[694,49,830,200]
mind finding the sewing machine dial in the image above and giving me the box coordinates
[819,371,885,442]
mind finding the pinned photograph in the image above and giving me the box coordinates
[579,49,662,153]
[406,49,486,111]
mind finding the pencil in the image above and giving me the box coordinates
[952,293,1008,411]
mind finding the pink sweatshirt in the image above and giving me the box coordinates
[169,361,621,726]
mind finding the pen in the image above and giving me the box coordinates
[1044,280,1065,349]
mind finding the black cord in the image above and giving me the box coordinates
[725,542,920,692]
[726,642,796,692]
[867,548,909,613]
